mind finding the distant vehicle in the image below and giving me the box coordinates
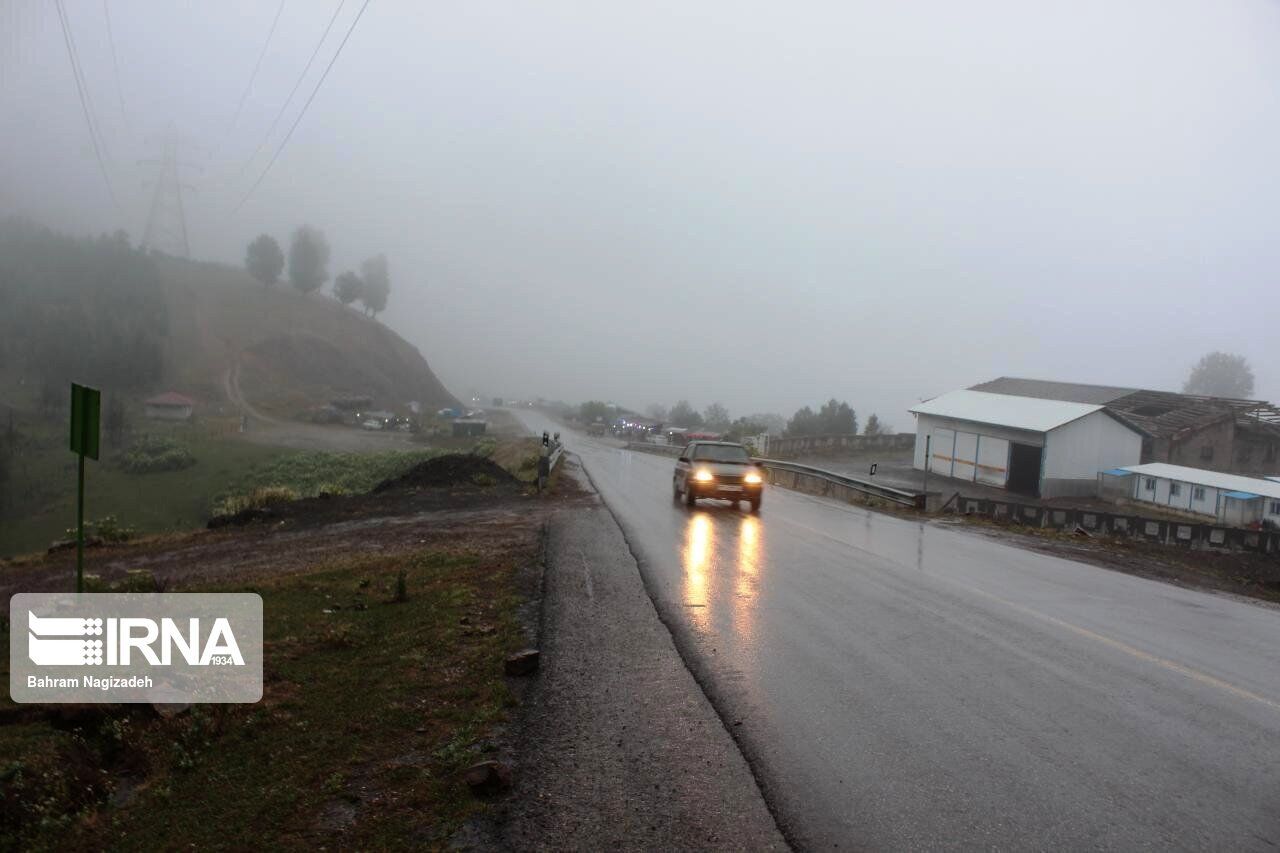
[673,441,764,511]
[361,419,384,431]
[587,423,606,436]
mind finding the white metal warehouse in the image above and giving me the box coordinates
[909,390,1144,498]
[1106,463,1280,527]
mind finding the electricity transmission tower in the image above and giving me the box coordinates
[139,128,200,257]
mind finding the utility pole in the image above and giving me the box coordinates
[139,126,200,257]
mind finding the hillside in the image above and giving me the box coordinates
[155,256,456,415]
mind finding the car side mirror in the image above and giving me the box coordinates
[678,456,688,463]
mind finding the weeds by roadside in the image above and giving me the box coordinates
[0,544,531,850]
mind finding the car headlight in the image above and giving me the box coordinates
[744,471,763,485]
[693,468,714,482]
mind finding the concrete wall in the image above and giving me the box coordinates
[948,495,1280,554]
[767,432,914,458]
[1166,417,1234,470]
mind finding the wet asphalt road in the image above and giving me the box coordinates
[517,412,1280,851]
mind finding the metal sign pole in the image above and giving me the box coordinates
[76,452,85,593]
[69,383,100,593]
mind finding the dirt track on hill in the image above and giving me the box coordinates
[220,357,418,453]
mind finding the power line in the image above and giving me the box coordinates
[236,0,346,181]
[225,0,287,137]
[234,0,371,213]
[102,0,130,132]
[54,0,120,212]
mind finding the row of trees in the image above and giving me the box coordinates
[0,221,168,395]
[245,228,390,317]
[644,399,888,438]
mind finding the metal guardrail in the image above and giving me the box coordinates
[537,438,565,493]
[624,443,925,508]
[754,457,924,508]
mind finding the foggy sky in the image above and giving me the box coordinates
[4,0,1279,430]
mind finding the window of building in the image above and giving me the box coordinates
[1144,478,1156,492]
[1193,487,1206,501]
[1169,482,1182,497]
[1271,500,1280,516]
[1199,445,1213,461]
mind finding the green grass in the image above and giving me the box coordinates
[0,418,443,558]
[0,420,284,557]
[0,547,527,850]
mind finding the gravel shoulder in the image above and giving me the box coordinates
[500,463,787,851]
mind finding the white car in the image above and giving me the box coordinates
[361,419,384,431]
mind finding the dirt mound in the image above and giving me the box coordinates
[373,454,518,493]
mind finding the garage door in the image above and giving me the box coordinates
[975,436,1009,486]
[953,432,978,481]
[930,427,955,477]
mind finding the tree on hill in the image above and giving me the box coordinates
[863,414,883,436]
[786,399,857,436]
[645,403,669,422]
[288,226,330,295]
[579,400,611,423]
[703,402,731,431]
[668,400,703,428]
[727,416,768,439]
[0,220,167,394]
[745,412,786,435]
[245,234,284,287]
[1183,352,1255,398]
[334,271,364,306]
[359,254,390,318]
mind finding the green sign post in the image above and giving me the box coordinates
[69,383,100,593]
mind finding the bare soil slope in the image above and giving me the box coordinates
[155,256,455,413]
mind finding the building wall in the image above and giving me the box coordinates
[1165,418,1234,471]
[1132,475,1220,517]
[1145,419,1280,477]
[1040,412,1143,497]
[912,414,1043,473]
[145,403,192,421]
[1233,427,1280,476]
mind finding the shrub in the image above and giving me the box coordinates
[212,485,299,517]
[119,435,195,474]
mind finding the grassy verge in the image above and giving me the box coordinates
[0,415,449,557]
[0,545,529,850]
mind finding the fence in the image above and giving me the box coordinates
[946,494,1280,554]
[624,443,926,509]
[765,432,915,458]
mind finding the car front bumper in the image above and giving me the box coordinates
[688,480,763,499]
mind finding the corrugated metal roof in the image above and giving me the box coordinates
[909,390,1110,433]
[969,377,1137,405]
[1119,463,1280,501]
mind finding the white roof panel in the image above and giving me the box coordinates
[908,390,1109,433]
[1120,463,1280,501]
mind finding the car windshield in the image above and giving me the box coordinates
[692,444,749,463]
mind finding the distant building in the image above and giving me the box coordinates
[1104,463,1280,527]
[909,390,1144,498]
[452,419,487,437]
[972,377,1280,476]
[144,392,195,421]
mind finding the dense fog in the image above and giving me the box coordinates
[4,0,1279,428]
